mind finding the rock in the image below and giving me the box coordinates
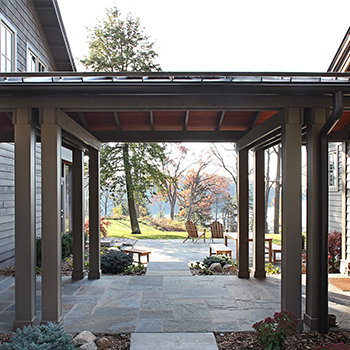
[73,330,97,346]
[96,337,110,348]
[209,262,223,272]
[108,247,120,252]
[80,342,97,350]
[223,264,237,273]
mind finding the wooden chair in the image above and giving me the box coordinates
[183,220,206,243]
[210,220,227,243]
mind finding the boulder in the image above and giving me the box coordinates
[80,342,97,350]
[223,264,237,273]
[73,330,97,346]
[209,263,223,272]
[96,337,111,348]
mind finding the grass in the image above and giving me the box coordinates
[266,233,282,246]
[106,218,187,239]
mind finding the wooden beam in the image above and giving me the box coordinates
[77,112,88,129]
[91,130,245,143]
[150,111,154,131]
[113,111,121,130]
[0,131,14,141]
[216,111,225,131]
[56,109,101,151]
[248,111,260,131]
[184,111,189,131]
[236,109,286,150]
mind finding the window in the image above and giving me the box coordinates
[27,48,46,72]
[329,143,340,191]
[0,19,16,72]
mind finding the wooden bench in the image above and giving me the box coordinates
[123,248,151,263]
[209,243,232,259]
[272,249,281,265]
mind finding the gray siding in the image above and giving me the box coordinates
[0,143,42,268]
[329,142,343,233]
[0,0,56,71]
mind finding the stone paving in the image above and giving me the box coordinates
[0,239,349,336]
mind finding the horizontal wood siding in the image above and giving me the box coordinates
[0,142,42,268]
[0,0,56,71]
[329,143,342,233]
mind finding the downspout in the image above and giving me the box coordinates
[319,91,343,334]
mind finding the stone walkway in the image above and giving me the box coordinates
[0,239,349,345]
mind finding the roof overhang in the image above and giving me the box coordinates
[1,72,350,145]
[32,0,76,71]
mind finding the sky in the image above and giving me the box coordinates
[57,0,350,73]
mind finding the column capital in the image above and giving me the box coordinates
[39,107,59,125]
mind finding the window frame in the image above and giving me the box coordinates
[0,15,17,72]
[26,44,47,72]
[329,144,340,192]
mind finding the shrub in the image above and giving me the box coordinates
[253,311,298,350]
[202,255,232,268]
[61,231,73,260]
[101,250,133,274]
[265,263,281,274]
[1,322,74,349]
[143,217,186,232]
[84,217,111,238]
[125,262,145,274]
[329,230,341,273]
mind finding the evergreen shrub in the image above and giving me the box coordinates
[100,250,133,274]
[202,255,232,268]
[1,322,74,349]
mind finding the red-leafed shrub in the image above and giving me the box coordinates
[85,217,111,238]
[329,230,342,273]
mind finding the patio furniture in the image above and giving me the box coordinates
[224,232,273,263]
[272,248,282,265]
[123,248,151,263]
[209,243,232,259]
[210,220,228,243]
[183,220,206,243]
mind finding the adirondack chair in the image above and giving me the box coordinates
[183,220,206,243]
[210,220,227,243]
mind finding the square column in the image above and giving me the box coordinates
[88,148,101,279]
[253,149,266,278]
[40,108,63,324]
[281,108,302,322]
[237,148,249,278]
[304,108,327,330]
[13,108,38,330]
[72,149,85,279]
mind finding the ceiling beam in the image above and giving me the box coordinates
[216,111,225,131]
[236,109,286,150]
[0,94,342,110]
[5,112,12,121]
[0,131,14,142]
[150,111,154,131]
[77,112,88,129]
[113,111,121,130]
[56,109,101,151]
[184,111,189,131]
[90,130,245,143]
[248,111,260,131]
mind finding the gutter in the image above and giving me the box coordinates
[319,91,343,334]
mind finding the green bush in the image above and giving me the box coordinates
[61,231,73,260]
[1,322,74,349]
[202,255,232,268]
[101,250,133,274]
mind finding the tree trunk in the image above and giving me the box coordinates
[274,145,281,234]
[123,143,141,234]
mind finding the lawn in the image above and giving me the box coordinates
[266,233,281,246]
[106,218,187,240]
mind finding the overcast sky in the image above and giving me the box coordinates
[57,0,350,72]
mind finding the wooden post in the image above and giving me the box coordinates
[281,108,302,323]
[13,108,38,329]
[237,148,249,278]
[40,108,63,324]
[88,148,101,279]
[253,149,266,278]
[72,149,85,279]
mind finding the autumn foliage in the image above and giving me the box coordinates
[84,217,111,238]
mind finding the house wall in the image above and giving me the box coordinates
[329,142,343,233]
[0,0,55,71]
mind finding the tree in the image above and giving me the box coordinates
[160,144,192,220]
[82,6,163,234]
[81,7,161,72]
